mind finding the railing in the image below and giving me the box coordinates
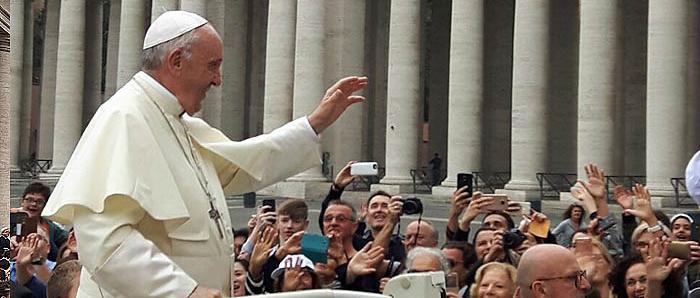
[671,178,694,206]
[20,159,52,178]
[473,172,511,193]
[410,168,433,194]
[605,175,645,202]
[350,167,385,191]
[536,173,577,199]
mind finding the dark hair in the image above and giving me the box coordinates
[234,259,250,271]
[441,241,478,270]
[472,227,498,245]
[233,228,249,239]
[366,190,392,206]
[609,254,684,298]
[483,211,515,229]
[654,210,671,228]
[273,267,321,292]
[277,199,309,221]
[22,182,51,202]
[562,204,586,225]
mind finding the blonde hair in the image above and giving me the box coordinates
[469,262,517,298]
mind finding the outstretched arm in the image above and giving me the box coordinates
[307,76,368,134]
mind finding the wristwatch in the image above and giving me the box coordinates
[646,223,663,233]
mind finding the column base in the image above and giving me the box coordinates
[258,181,331,200]
[558,192,578,202]
[648,184,681,208]
[287,171,328,183]
[369,183,416,195]
[431,185,456,198]
[495,189,541,202]
[10,167,24,179]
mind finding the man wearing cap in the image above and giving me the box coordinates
[42,10,367,298]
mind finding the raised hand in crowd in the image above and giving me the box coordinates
[625,184,658,226]
[613,184,634,210]
[572,182,598,215]
[15,233,39,286]
[346,242,384,284]
[333,161,357,190]
[458,192,492,232]
[275,231,304,260]
[447,186,471,233]
[249,225,278,281]
[484,230,506,263]
[644,239,684,298]
[583,164,606,200]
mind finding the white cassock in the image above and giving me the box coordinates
[42,71,322,297]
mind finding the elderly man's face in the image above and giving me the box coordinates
[531,254,590,298]
[178,24,223,115]
[404,221,437,251]
[323,205,357,241]
[672,218,691,241]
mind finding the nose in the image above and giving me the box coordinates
[211,67,222,87]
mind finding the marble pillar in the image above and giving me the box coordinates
[433,0,484,197]
[180,0,206,15]
[377,0,421,193]
[151,0,178,22]
[104,0,121,100]
[116,0,146,88]
[202,0,223,128]
[9,0,25,173]
[220,0,247,141]
[646,0,688,207]
[1,4,11,227]
[38,0,59,160]
[499,0,550,201]
[262,0,295,133]
[577,0,622,178]
[49,0,86,174]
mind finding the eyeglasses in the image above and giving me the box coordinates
[323,215,353,223]
[531,270,587,289]
[22,197,45,206]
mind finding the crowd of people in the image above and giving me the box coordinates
[5,162,700,298]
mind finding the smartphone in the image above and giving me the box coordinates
[301,233,329,264]
[350,162,379,176]
[668,241,691,259]
[445,272,459,294]
[574,237,592,253]
[457,173,473,198]
[482,194,508,211]
[10,211,37,242]
[262,199,276,212]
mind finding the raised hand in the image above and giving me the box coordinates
[484,230,506,263]
[308,76,369,134]
[458,192,491,231]
[451,186,472,214]
[571,182,597,213]
[625,184,657,226]
[249,226,278,280]
[583,164,606,200]
[613,185,634,210]
[276,231,304,259]
[348,242,384,278]
[16,233,38,266]
[645,239,683,282]
[327,234,346,265]
[388,196,403,223]
[334,161,357,190]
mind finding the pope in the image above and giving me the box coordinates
[42,10,367,298]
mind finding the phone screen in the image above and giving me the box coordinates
[445,272,459,293]
[262,199,276,212]
[457,173,473,197]
[301,233,329,264]
[668,241,691,259]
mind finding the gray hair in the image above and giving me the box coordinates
[405,247,451,273]
[141,28,201,71]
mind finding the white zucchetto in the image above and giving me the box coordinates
[143,10,208,49]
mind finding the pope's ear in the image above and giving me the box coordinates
[164,48,184,74]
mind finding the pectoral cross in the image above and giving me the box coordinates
[208,201,225,239]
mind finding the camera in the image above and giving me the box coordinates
[503,229,526,250]
[400,197,423,215]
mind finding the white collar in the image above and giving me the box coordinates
[134,71,185,117]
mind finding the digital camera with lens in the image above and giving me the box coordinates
[400,197,423,215]
[503,229,527,250]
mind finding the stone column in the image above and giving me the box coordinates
[1,4,11,227]
[83,0,104,127]
[9,0,26,173]
[646,0,688,207]
[220,0,247,140]
[18,0,31,163]
[499,0,550,201]
[376,0,421,193]
[202,0,224,128]
[38,0,60,160]
[104,0,121,100]
[288,0,325,182]
[48,0,86,174]
[432,0,484,197]
[262,0,295,133]
[576,0,622,178]
[116,0,146,88]
[151,0,178,22]
[180,0,206,15]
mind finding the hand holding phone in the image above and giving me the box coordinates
[573,237,593,254]
[350,162,379,176]
[445,272,459,294]
[457,173,473,198]
[301,233,330,264]
[482,195,508,212]
[668,241,692,260]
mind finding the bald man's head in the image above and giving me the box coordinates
[516,244,590,298]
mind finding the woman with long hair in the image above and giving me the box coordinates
[552,204,587,247]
